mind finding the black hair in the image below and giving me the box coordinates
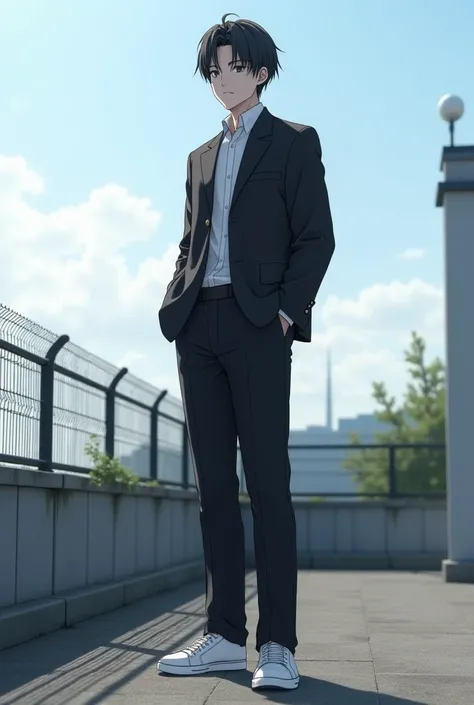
[195,13,283,97]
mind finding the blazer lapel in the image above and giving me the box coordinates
[199,108,274,212]
[200,132,224,211]
[231,107,274,208]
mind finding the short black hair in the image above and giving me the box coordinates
[196,13,283,97]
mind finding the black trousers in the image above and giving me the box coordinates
[175,285,298,654]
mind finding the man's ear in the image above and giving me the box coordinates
[257,67,268,85]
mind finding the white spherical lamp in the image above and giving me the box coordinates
[438,95,465,146]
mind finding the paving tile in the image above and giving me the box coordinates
[1,571,474,704]
[377,674,474,705]
[208,662,377,704]
[370,632,474,675]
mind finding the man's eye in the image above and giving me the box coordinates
[210,70,219,78]
[233,66,244,73]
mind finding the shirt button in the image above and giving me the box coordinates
[227,175,230,179]
[225,205,228,210]
[224,234,227,238]
[205,219,210,226]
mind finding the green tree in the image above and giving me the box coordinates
[344,332,446,496]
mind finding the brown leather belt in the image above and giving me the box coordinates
[198,284,234,301]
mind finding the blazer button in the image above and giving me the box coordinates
[205,219,210,227]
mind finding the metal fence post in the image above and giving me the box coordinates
[181,425,189,489]
[105,367,128,458]
[150,390,167,480]
[388,444,398,498]
[39,335,69,471]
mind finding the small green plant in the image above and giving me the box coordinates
[84,435,140,488]
[145,479,159,488]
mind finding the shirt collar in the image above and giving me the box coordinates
[222,102,264,136]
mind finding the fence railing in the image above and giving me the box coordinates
[0,306,191,488]
[1,306,446,498]
[251,442,446,499]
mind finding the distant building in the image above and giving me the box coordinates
[286,351,389,497]
[338,413,388,438]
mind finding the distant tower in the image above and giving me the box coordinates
[326,349,333,431]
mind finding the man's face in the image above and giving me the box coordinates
[209,45,267,110]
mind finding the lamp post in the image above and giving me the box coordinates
[436,95,474,583]
[437,94,464,146]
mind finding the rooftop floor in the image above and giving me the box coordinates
[1,570,473,704]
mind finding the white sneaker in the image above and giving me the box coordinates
[252,641,299,690]
[157,633,247,675]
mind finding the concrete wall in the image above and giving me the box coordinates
[0,466,447,650]
[242,499,447,569]
[0,467,203,650]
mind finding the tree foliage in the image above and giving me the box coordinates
[344,332,446,496]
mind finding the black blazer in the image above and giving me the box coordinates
[159,107,335,343]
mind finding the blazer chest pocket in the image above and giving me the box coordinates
[248,170,281,182]
[260,261,287,284]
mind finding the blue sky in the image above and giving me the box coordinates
[1,0,472,304]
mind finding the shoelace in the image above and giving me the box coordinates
[259,641,288,665]
[184,634,219,655]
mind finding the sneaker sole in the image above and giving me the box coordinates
[252,676,299,690]
[158,659,247,675]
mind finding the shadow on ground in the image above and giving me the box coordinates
[1,571,472,705]
[159,669,430,705]
[0,579,221,704]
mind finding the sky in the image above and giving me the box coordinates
[0,0,472,429]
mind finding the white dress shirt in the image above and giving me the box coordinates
[202,102,293,327]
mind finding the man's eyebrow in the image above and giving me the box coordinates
[209,60,246,71]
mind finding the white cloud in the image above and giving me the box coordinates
[0,155,445,430]
[294,280,444,427]
[398,247,425,260]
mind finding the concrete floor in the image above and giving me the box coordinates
[0,570,473,704]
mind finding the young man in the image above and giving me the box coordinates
[157,14,334,691]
